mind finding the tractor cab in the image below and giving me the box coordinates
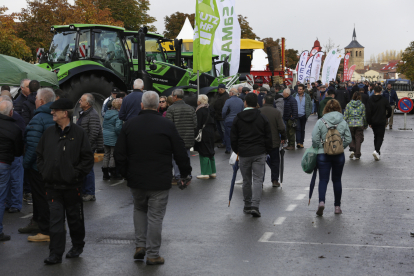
[41,24,131,84]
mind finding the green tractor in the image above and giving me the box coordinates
[166,52,240,96]
[38,24,191,118]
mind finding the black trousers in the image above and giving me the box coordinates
[372,125,386,154]
[267,147,280,182]
[29,169,49,235]
[46,188,85,257]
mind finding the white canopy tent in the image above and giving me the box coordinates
[251,49,268,71]
[176,17,194,40]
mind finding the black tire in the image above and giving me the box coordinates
[61,73,113,123]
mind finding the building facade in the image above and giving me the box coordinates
[344,28,365,70]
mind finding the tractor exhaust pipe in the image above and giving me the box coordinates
[137,27,152,90]
[174,39,182,67]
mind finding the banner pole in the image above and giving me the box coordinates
[197,70,200,99]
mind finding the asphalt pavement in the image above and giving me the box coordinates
[1,112,414,276]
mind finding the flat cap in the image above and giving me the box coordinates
[260,87,268,91]
[242,87,251,92]
[319,84,326,88]
[50,98,73,110]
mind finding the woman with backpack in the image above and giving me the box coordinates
[311,99,352,216]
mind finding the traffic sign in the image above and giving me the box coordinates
[398,97,413,113]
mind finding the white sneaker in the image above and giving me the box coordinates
[197,175,210,179]
[235,179,243,184]
[209,173,216,179]
[373,151,380,161]
[349,151,354,159]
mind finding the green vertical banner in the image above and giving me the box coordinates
[193,0,220,73]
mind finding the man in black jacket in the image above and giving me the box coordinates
[212,84,229,148]
[36,98,94,264]
[21,80,40,125]
[13,79,31,115]
[115,91,191,265]
[119,79,144,121]
[77,93,103,202]
[335,83,350,113]
[366,86,392,161]
[0,100,24,241]
[283,88,298,150]
[231,93,272,217]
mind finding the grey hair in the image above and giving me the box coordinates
[83,93,95,106]
[0,96,12,102]
[283,88,291,95]
[20,79,30,88]
[229,87,239,96]
[133,79,144,90]
[238,85,243,91]
[142,91,159,110]
[198,94,208,105]
[38,88,56,103]
[0,100,13,116]
[172,89,184,99]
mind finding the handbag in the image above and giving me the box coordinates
[301,146,318,174]
[195,112,210,142]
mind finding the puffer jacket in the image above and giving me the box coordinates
[21,92,37,125]
[76,107,103,152]
[283,95,298,121]
[0,114,23,165]
[344,100,367,128]
[311,111,352,155]
[165,100,197,149]
[23,102,55,170]
[274,95,284,116]
[13,93,28,115]
[103,109,123,147]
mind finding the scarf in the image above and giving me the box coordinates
[196,103,209,112]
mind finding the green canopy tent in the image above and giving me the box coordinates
[0,54,59,88]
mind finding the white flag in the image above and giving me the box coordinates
[304,56,314,83]
[213,0,241,76]
[297,51,309,84]
[321,50,337,85]
[310,52,323,82]
[329,52,343,82]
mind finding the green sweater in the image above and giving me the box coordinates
[318,96,334,118]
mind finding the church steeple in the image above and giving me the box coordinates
[352,27,357,41]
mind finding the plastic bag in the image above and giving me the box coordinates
[301,147,318,174]
[229,152,237,166]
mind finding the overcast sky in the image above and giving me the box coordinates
[6,0,414,63]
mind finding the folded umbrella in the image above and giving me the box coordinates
[228,156,239,207]
[308,167,318,205]
[279,147,285,185]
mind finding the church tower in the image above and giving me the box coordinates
[344,27,364,70]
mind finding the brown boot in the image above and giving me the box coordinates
[146,256,165,265]
[134,247,146,259]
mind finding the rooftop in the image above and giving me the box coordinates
[344,27,364,49]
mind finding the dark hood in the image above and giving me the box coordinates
[237,109,260,123]
[27,92,36,104]
[371,95,383,102]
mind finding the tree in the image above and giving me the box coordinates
[16,0,123,61]
[98,0,156,31]
[0,6,32,60]
[285,48,299,69]
[260,37,280,50]
[324,37,342,53]
[163,12,195,39]
[238,15,259,40]
[397,41,414,81]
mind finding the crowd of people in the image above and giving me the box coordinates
[0,76,397,265]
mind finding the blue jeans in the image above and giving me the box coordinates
[317,153,345,206]
[312,100,316,113]
[82,168,95,196]
[296,115,307,144]
[215,120,225,145]
[172,150,191,179]
[224,121,233,152]
[0,162,11,234]
[6,156,23,210]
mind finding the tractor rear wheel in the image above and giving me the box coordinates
[62,73,113,123]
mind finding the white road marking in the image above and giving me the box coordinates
[274,217,286,225]
[258,232,274,242]
[110,181,124,187]
[286,204,297,211]
[343,188,414,192]
[304,187,310,191]
[295,194,306,200]
[259,240,414,249]
[20,213,33,219]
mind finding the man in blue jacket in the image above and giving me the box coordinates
[222,88,244,154]
[382,83,399,129]
[119,79,144,121]
[283,88,298,150]
[20,88,56,242]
